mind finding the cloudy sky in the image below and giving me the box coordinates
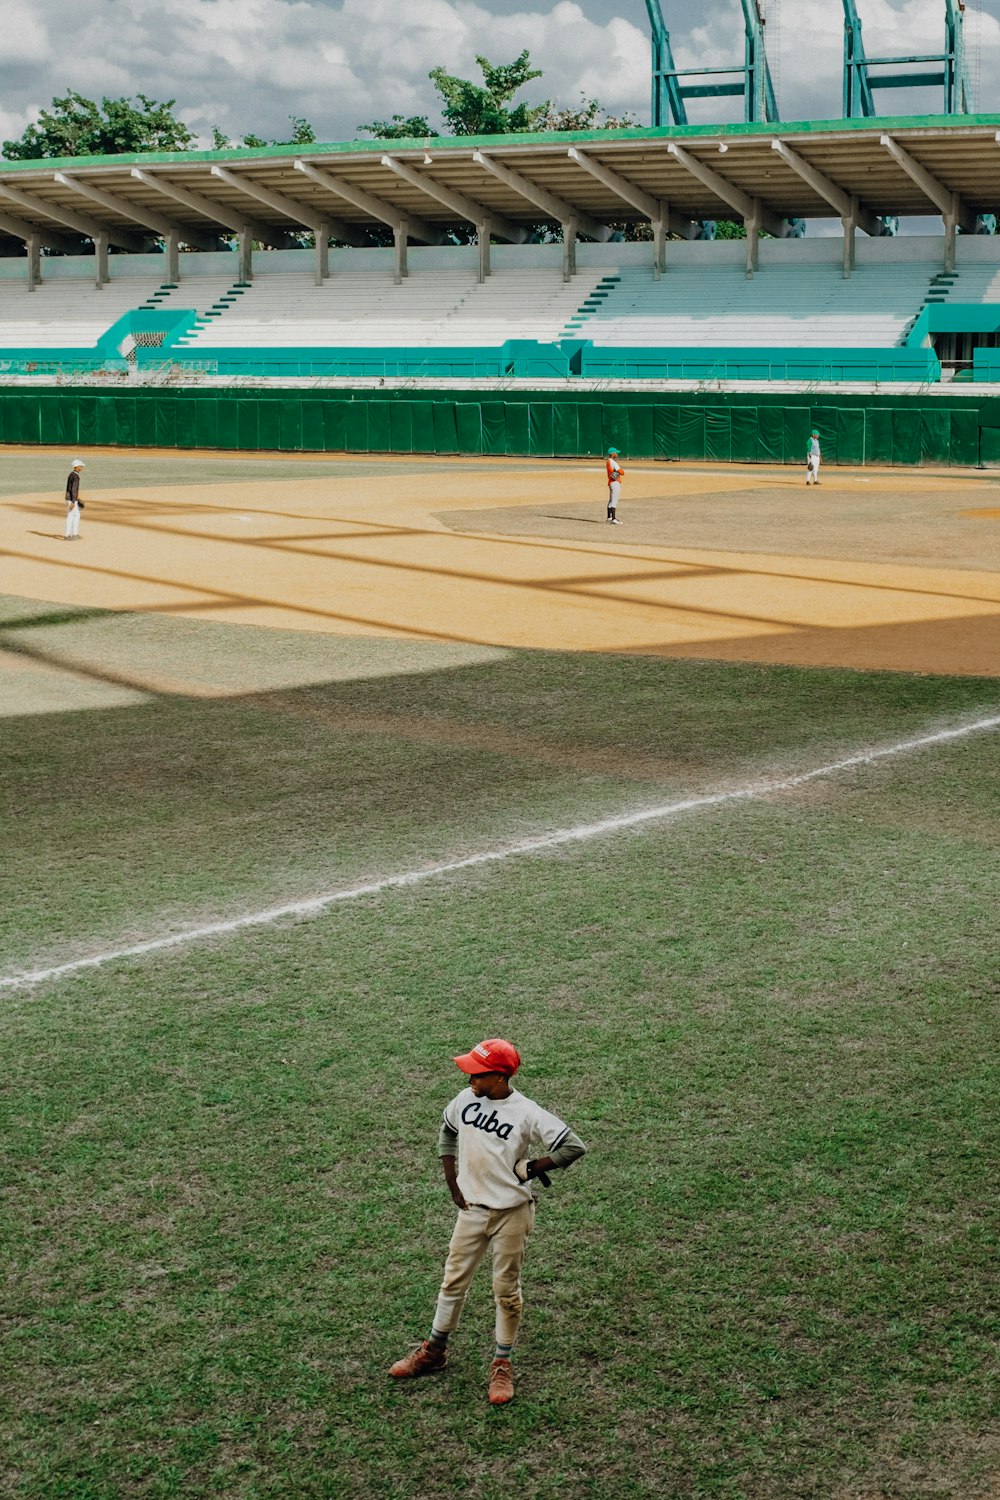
[1,0,999,152]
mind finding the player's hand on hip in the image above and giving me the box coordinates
[450,1186,468,1209]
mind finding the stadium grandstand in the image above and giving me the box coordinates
[2,4,1000,467]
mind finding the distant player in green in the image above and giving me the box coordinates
[606,448,624,523]
[806,430,821,486]
[389,1038,587,1405]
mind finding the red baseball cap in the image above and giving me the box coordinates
[453,1038,521,1077]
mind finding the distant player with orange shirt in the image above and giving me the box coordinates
[606,448,624,523]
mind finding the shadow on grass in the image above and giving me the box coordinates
[0,605,109,631]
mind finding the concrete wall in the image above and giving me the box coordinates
[0,234,997,287]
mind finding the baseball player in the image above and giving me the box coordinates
[64,459,85,539]
[389,1037,586,1405]
[606,447,624,523]
[806,430,821,486]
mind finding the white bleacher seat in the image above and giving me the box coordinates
[1,245,975,364]
[568,262,936,349]
[937,266,1000,303]
[0,277,157,349]
[171,267,616,350]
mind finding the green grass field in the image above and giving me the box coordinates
[3,597,1000,1498]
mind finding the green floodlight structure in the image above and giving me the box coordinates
[646,0,779,127]
[843,0,973,118]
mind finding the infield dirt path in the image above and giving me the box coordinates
[3,449,999,678]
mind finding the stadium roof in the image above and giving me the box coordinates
[1,113,999,250]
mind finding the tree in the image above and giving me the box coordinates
[359,58,642,142]
[534,94,641,132]
[429,52,546,135]
[3,92,196,160]
[213,117,318,151]
[286,117,316,146]
[355,114,440,141]
[359,53,547,139]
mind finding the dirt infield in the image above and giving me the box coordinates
[442,480,1000,571]
[2,447,999,680]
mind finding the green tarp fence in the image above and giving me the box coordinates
[578,346,940,384]
[0,387,993,467]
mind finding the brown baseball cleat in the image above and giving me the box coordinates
[488,1357,515,1404]
[389,1340,447,1378]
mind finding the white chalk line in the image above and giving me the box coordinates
[4,711,999,993]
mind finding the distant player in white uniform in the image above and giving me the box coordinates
[389,1037,586,1405]
[806,430,821,486]
[64,459,85,539]
[606,447,624,523]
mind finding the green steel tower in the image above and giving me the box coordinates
[843,0,973,117]
[646,0,779,127]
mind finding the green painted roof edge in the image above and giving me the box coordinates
[2,112,1000,174]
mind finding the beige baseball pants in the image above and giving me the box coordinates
[65,502,80,538]
[433,1200,535,1346]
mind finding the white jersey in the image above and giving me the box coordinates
[443,1087,571,1209]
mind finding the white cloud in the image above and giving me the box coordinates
[0,0,653,145]
[0,0,998,155]
[3,4,49,64]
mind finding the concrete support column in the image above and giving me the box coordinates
[562,216,578,282]
[166,230,180,285]
[841,198,858,279]
[943,195,960,273]
[314,225,329,285]
[94,232,109,288]
[652,208,667,280]
[26,233,40,291]
[745,202,761,276]
[393,223,408,283]
[237,227,253,284]
[477,218,491,283]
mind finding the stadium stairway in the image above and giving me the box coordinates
[930,264,1000,304]
[902,260,1000,380]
